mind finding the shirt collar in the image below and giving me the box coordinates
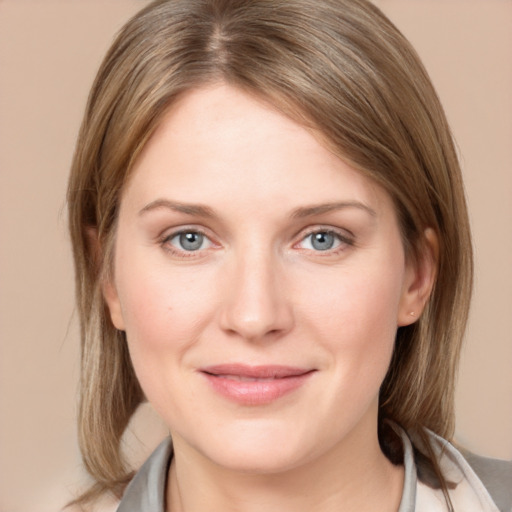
[117,425,494,512]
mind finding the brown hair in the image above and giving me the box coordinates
[68,0,472,506]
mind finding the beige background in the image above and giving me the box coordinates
[0,1,511,511]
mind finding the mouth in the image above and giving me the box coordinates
[199,364,316,405]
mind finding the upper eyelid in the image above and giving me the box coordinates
[160,225,212,241]
[295,225,354,241]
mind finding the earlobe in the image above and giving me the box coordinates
[86,227,126,331]
[102,277,126,331]
[397,228,438,326]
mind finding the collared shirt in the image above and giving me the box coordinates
[116,426,509,511]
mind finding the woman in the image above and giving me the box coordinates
[67,0,511,510]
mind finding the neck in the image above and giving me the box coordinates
[167,417,404,512]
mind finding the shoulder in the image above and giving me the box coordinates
[117,437,173,511]
[462,451,512,512]
[406,425,511,511]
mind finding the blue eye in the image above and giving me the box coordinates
[309,232,336,251]
[169,231,210,252]
[299,230,350,252]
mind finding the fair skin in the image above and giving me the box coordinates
[104,83,437,512]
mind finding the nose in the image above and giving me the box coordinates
[219,247,294,342]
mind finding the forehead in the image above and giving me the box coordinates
[121,83,395,220]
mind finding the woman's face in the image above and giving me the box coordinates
[105,84,427,473]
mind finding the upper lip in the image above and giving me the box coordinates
[200,364,314,379]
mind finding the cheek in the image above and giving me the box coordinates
[114,250,218,364]
[298,258,404,391]
[302,263,403,341]
[114,257,222,423]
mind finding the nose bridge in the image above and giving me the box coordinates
[220,241,293,341]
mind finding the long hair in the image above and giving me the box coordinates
[68,0,473,504]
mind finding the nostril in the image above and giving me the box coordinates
[218,263,294,341]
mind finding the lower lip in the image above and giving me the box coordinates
[201,372,314,405]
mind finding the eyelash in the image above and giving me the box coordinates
[159,226,355,258]
[294,227,355,256]
[160,227,214,258]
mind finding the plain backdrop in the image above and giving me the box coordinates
[0,1,511,511]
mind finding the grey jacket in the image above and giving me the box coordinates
[116,429,512,511]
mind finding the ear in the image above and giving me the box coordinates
[86,227,126,331]
[103,276,126,331]
[397,228,438,326]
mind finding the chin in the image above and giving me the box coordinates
[206,445,307,475]
[189,420,314,474]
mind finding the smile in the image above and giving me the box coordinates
[199,364,315,405]
[214,375,285,382]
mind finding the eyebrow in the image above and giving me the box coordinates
[138,199,377,219]
[138,199,215,218]
[290,201,377,219]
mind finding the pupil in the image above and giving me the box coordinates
[180,232,203,251]
[312,232,334,251]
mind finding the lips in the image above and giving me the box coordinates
[199,364,315,405]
